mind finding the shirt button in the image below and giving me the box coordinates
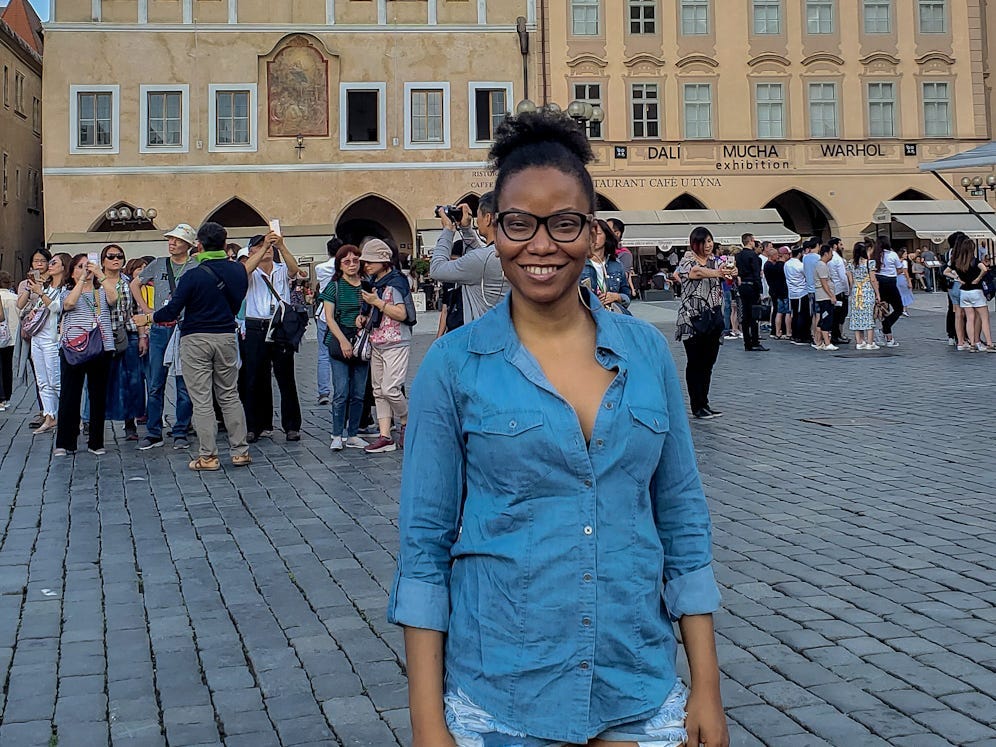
[584,479,592,488]
[583,573,592,582]
[579,661,590,670]
[509,420,516,429]
[582,617,591,626]
[583,526,593,536]
[595,439,604,447]
[604,402,614,410]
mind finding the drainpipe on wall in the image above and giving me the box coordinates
[540,0,549,105]
[516,16,529,101]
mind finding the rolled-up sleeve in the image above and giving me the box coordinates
[387,341,466,631]
[650,334,721,621]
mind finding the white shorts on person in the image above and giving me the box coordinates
[960,289,988,308]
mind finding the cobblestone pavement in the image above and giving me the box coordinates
[1,299,995,746]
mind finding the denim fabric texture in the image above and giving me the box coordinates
[146,325,192,439]
[106,332,147,421]
[330,357,369,437]
[388,294,720,744]
[579,258,632,309]
[316,318,332,398]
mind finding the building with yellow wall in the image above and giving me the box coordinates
[0,0,43,275]
[541,0,996,247]
[42,0,538,264]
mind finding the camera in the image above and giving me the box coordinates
[436,205,464,224]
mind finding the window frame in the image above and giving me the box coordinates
[468,81,513,149]
[570,0,601,36]
[208,83,258,153]
[752,0,782,35]
[755,82,785,140]
[922,80,951,138]
[32,97,41,136]
[69,85,120,155]
[139,85,190,154]
[862,0,891,34]
[2,66,8,109]
[680,0,709,35]
[918,0,946,34]
[683,83,713,140]
[13,71,24,115]
[339,82,388,151]
[403,82,451,150]
[866,81,896,138]
[629,82,661,140]
[807,82,838,138]
[573,82,604,140]
[806,0,834,35]
[628,0,657,35]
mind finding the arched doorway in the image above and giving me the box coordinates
[891,189,932,201]
[335,195,414,254]
[664,193,707,210]
[205,197,267,228]
[763,189,836,241]
[89,202,158,233]
[455,193,481,216]
[596,193,620,211]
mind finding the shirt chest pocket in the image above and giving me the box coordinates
[466,410,556,498]
[620,406,670,484]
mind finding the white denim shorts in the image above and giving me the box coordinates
[960,289,988,308]
[444,680,688,747]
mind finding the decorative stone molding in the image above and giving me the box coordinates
[746,53,790,68]
[566,54,608,77]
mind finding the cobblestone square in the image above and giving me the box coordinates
[1,301,994,746]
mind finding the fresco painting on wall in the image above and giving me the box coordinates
[267,36,329,138]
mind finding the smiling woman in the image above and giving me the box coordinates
[389,109,729,747]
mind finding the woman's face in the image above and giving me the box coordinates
[704,236,715,254]
[31,253,49,273]
[340,253,361,277]
[495,166,594,307]
[48,257,65,275]
[102,248,125,271]
[72,260,88,282]
[592,222,606,253]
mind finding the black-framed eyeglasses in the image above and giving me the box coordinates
[105,253,125,260]
[496,211,592,243]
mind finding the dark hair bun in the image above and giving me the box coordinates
[489,109,595,171]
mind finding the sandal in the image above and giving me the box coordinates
[188,456,221,472]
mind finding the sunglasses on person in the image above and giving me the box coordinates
[105,253,125,260]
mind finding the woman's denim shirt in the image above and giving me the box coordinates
[387,293,720,744]
[580,257,631,310]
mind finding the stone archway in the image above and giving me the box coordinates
[204,197,268,228]
[88,202,158,233]
[891,189,933,201]
[763,189,837,241]
[664,193,707,210]
[335,195,414,255]
[596,193,620,211]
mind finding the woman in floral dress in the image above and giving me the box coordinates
[848,242,880,350]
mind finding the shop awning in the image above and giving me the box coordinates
[597,209,800,250]
[919,142,996,172]
[868,200,996,241]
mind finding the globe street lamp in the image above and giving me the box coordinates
[514,98,604,136]
[959,175,996,200]
[105,205,158,226]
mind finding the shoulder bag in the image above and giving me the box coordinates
[324,280,362,364]
[62,291,104,366]
[980,267,996,302]
[19,291,53,340]
[262,274,310,350]
[352,314,374,363]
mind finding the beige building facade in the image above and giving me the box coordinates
[0,0,43,275]
[544,0,996,250]
[42,0,539,262]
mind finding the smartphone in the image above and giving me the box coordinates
[360,279,374,293]
[88,252,100,265]
[268,219,282,237]
[725,256,736,269]
[29,269,42,281]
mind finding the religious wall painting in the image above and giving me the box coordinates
[267,36,330,138]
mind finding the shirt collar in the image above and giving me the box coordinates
[467,288,629,364]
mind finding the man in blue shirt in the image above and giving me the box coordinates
[140,222,251,471]
[801,238,821,343]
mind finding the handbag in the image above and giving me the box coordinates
[262,276,310,350]
[352,315,374,362]
[62,291,104,366]
[19,297,51,339]
[753,299,772,322]
[873,300,891,321]
[691,305,725,336]
[112,324,129,353]
[981,268,996,302]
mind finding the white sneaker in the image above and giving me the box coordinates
[957,345,971,351]
[330,436,343,451]
[344,436,368,449]
[856,343,868,350]
[824,344,839,351]
[811,343,823,350]
[867,343,880,350]
[948,338,957,346]
[885,340,900,348]
[977,343,987,352]
[723,333,737,340]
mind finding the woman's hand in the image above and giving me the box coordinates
[355,315,368,329]
[87,262,104,280]
[138,337,149,357]
[361,290,381,308]
[412,725,456,747]
[340,339,354,359]
[598,291,623,306]
[685,685,730,747]
[28,279,44,295]
[437,206,455,231]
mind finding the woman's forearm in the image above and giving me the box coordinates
[382,302,408,322]
[404,627,448,735]
[678,614,721,690]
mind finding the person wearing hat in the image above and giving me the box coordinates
[357,238,416,453]
[241,231,303,443]
[131,223,197,450]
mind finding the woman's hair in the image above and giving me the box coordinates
[332,244,361,281]
[50,252,73,288]
[688,226,714,259]
[0,271,13,290]
[852,242,867,263]
[489,109,596,213]
[872,235,891,271]
[947,231,967,250]
[67,253,90,288]
[124,257,146,279]
[952,236,978,273]
[31,248,52,264]
[594,219,619,261]
[100,244,125,267]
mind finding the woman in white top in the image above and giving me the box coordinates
[871,236,905,347]
[16,250,69,434]
[0,271,20,410]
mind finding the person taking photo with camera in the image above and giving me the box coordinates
[429,192,508,323]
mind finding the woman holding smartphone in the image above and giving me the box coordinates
[389,110,727,747]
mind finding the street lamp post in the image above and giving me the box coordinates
[514,98,604,135]
[959,175,996,200]
[105,205,158,227]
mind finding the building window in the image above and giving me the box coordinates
[70,86,120,154]
[863,0,891,33]
[808,83,838,138]
[1,153,7,205]
[867,82,895,137]
[918,0,946,33]
[573,83,603,139]
[629,0,656,34]
[2,67,8,109]
[753,0,781,34]
[922,81,950,137]
[404,83,450,150]
[756,83,784,139]
[683,83,713,139]
[208,84,257,153]
[141,86,190,153]
[469,82,512,147]
[32,98,41,135]
[680,0,709,35]
[571,0,600,35]
[339,83,387,150]
[630,83,659,139]
[14,72,25,115]
[806,1,833,34]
